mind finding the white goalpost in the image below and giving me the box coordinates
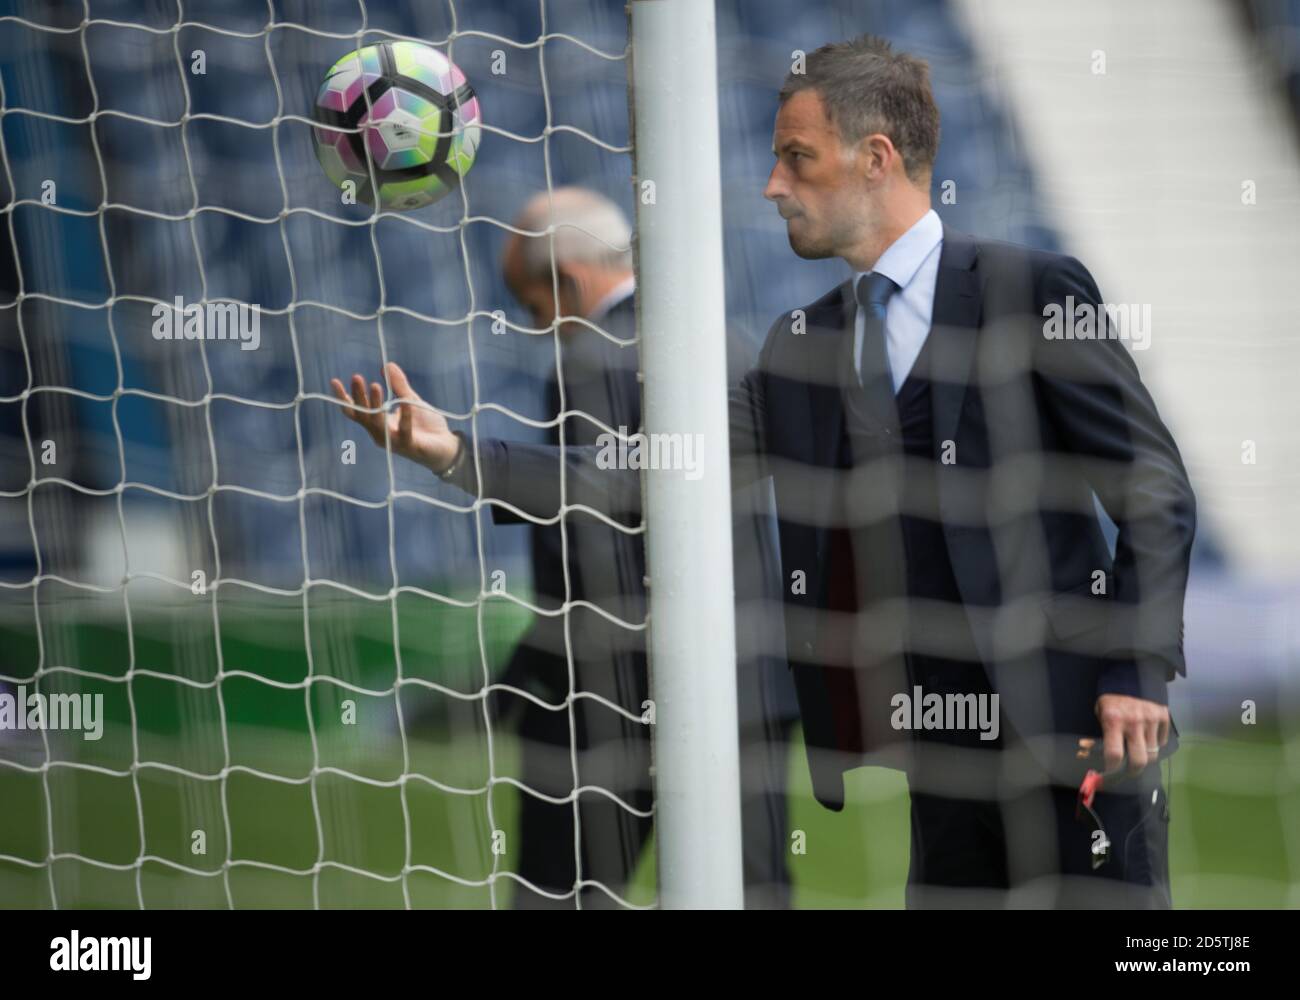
[627,0,744,909]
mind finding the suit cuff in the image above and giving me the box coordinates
[1096,657,1173,706]
[443,434,507,496]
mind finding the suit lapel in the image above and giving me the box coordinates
[927,229,996,675]
[809,279,855,470]
[928,228,981,450]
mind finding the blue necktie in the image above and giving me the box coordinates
[855,271,899,390]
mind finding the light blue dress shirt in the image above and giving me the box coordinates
[852,208,944,393]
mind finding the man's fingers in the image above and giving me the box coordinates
[1101,710,1126,774]
[365,381,394,443]
[330,378,353,415]
[1096,695,1168,779]
[330,367,427,455]
[1126,721,1149,774]
[386,361,414,400]
[350,374,372,419]
[398,391,413,444]
[332,377,372,431]
[1144,718,1161,758]
[334,374,380,443]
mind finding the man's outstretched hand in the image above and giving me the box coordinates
[330,362,461,474]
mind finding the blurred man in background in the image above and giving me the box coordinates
[343,187,799,908]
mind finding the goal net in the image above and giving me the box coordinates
[3,0,1297,913]
[0,0,668,909]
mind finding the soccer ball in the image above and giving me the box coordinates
[311,41,482,211]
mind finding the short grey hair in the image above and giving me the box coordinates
[778,34,940,182]
[512,186,633,280]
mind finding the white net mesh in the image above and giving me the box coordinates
[0,0,658,909]
[2,0,1297,913]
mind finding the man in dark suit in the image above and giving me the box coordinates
[492,187,799,908]
[342,186,798,908]
[333,37,1195,908]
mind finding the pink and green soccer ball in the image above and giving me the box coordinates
[311,41,482,211]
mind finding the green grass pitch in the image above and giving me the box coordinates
[0,593,1294,908]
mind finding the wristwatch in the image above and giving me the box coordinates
[438,430,468,480]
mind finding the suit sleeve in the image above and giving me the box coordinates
[487,368,562,527]
[1032,254,1197,705]
[725,315,781,491]
[445,332,774,518]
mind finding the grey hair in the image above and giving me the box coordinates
[512,186,634,279]
[778,34,940,182]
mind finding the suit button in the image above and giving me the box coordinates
[803,641,814,654]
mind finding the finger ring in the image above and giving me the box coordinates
[1147,747,1159,754]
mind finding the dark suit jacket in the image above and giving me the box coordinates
[457,229,1196,810]
[494,292,798,733]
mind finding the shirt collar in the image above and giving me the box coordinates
[587,274,636,321]
[853,208,943,291]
